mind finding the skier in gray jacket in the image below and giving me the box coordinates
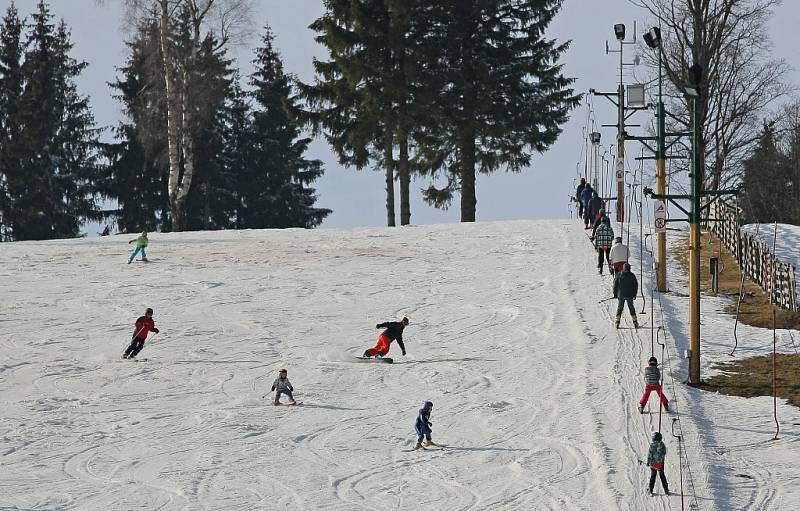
[638,357,669,412]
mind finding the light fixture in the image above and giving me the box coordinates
[614,24,626,41]
[688,64,702,88]
[627,84,646,108]
[684,63,702,97]
[643,27,661,49]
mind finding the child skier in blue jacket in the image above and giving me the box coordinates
[414,401,435,449]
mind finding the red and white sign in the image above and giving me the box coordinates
[654,200,667,233]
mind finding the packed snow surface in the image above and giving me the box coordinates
[1,220,798,510]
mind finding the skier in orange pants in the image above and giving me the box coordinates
[364,317,409,357]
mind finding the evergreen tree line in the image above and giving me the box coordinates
[741,108,800,225]
[0,1,330,241]
[298,0,580,225]
[0,2,102,241]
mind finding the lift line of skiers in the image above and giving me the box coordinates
[576,177,671,495]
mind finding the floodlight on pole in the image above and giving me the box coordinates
[614,24,626,41]
[642,26,668,292]
[643,27,661,49]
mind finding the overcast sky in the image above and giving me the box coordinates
[2,0,799,231]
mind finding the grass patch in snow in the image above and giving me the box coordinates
[672,230,800,330]
[695,354,800,408]
[673,231,800,407]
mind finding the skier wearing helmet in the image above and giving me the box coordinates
[414,401,435,449]
[646,431,669,495]
[122,307,159,359]
[638,356,669,413]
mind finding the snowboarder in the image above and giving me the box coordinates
[122,307,159,359]
[580,184,594,229]
[363,317,409,358]
[639,356,669,412]
[593,217,614,274]
[646,432,670,495]
[414,401,436,449]
[576,177,587,219]
[128,230,149,264]
[271,368,295,405]
[613,263,639,328]
[609,236,629,276]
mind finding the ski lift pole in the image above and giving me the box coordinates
[671,418,686,511]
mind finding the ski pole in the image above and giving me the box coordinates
[598,296,615,303]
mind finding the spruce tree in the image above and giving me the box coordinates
[0,2,24,240]
[247,26,330,228]
[423,0,579,221]
[741,123,787,223]
[5,1,101,240]
[300,0,435,226]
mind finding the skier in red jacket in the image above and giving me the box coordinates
[363,317,409,358]
[122,307,159,359]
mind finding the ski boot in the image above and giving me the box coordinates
[638,404,644,414]
[273,399,280,406]
[423,440,437,447]
[632,315,640,329]
[414,441,423,450]
[614,315,621,329]
[362,350,370,358]
[664,403,670,412]
[287,397,296,405]
[142,257,149,262]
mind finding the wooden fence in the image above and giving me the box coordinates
[704,201,798,312]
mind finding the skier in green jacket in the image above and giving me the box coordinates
[646,432,669,495]
[128,231,149,264]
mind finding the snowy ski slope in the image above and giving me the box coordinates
[1,220,798,510]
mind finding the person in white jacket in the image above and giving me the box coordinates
[609,237,629,276]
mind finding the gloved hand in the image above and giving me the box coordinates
[375,324,381,329]
[271,386,275,391]
[128,240,134,244]
[153,328,159,333]
[401,350,406,356]
[288,387,293,392]
[589,236,594,242]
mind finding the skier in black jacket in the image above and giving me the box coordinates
[613,263,639,328]
[576,178,586,218]
[363,317,409,358]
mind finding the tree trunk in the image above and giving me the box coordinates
[158,0,184,232]
[176,68,196,232]
[460,131,477,222]
[384,137,396,227]
[398,131,411,225]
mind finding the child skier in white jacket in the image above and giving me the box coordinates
[271,368,296,405]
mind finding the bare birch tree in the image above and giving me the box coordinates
[632,0,792,190]
[116,0,252,230]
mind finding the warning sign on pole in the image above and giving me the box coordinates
[654,200,667,233]
[615,159,624,183]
